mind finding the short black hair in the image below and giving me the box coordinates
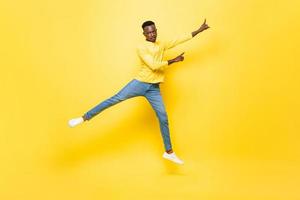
[142,21,155,29]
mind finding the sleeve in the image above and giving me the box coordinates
[136,47,169,71]
[163,33,193,50]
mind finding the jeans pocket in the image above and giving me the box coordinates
[153,84,160,88]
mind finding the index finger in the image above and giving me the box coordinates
[180,52,185,56]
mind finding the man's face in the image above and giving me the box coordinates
[143,24,157,43]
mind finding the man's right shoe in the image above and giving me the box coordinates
[163,152,184,165]
[68,117,84,127]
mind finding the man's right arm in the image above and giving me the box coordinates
[168,52,185,65]
[137,47,185,70]
[137,47,169,70]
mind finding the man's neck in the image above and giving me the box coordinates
[146,39,156,43]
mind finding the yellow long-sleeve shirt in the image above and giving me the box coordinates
[134,33,193,83]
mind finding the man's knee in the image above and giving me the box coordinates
[113,92,128,101]
[112,91,136,104]
[158,112,169,125]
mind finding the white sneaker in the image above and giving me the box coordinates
[163,152,184,165]
[68,117,84,127]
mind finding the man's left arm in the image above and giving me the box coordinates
[164,19,210,50]
[191,19,210,37]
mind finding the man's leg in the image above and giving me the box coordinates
[144,84,173,152]
[68,79,144,127]
[144,83,184,164]
[83,79,144,121]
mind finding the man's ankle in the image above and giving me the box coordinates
[166,149,173,154]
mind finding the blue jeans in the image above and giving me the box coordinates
[83,79,172,151]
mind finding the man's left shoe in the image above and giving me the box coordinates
[163,152,184,165]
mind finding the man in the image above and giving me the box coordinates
[68,19,210,165]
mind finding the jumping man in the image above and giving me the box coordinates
[68,19,210,165]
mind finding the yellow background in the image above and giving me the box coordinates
[0,0,299,199]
